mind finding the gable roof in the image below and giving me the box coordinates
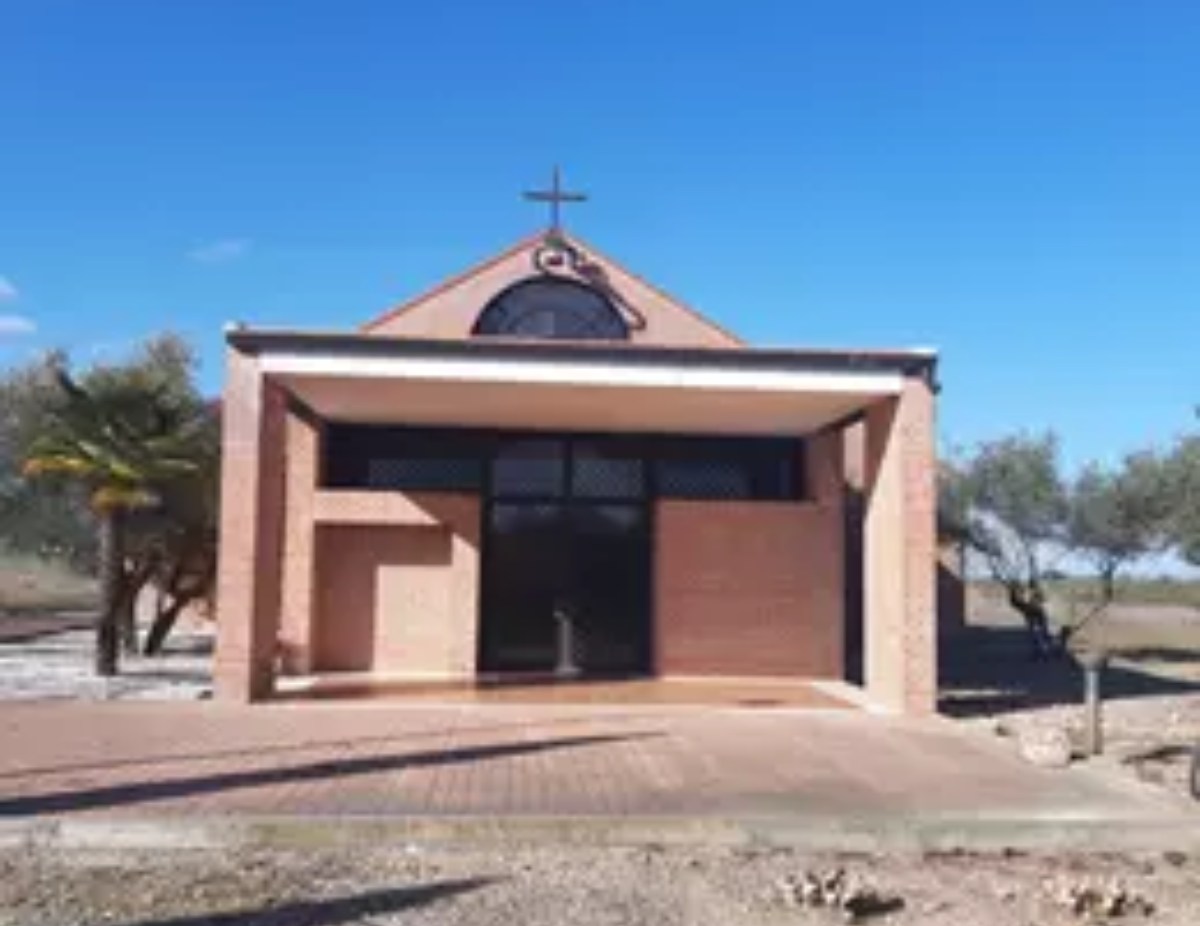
[359,230,745,348]
[360,231,544,334]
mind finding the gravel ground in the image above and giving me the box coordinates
[1,844,1198,926]
[942,603,1200,802]
[964,688,1200,798]
[0,626,212,702]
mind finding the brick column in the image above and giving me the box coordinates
[808,426,846,504]
[213,348,287,702]
[863,378,936,714]
[278,407,322,674]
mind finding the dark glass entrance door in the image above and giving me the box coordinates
[568,503,651,673]
[479,438,652,675]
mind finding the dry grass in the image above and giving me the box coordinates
[971,577,1200,611]
[1083,618,1200,660]
[0,552,97,613]
[968,580,1200,658]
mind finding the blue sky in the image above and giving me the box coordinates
[1,0,1197,470]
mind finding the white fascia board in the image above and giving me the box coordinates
[259,351,904,396]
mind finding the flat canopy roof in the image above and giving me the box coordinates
[231,328,937,436]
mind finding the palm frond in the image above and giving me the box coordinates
[23,454,97,478]
[91,484,159,513]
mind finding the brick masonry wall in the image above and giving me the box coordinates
[278,407,321,673]
[213,353,287,702]
[309,493,480,677]
[363,235,740,347]
[654,499,844,678]
[863,381,937,714]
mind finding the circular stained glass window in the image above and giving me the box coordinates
[472,277,629,341]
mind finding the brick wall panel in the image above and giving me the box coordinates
[655,500,843,678]
[311,494,480,677]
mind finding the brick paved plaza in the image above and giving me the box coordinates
[0,696,1179,823]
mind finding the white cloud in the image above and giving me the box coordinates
[188,238,253,264]
[0,315,36,336]
[0,276,18,303]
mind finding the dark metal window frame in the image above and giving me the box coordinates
[478,433,655,676]
[322,425,489,493]
[322,425,808,503]
[471,277,631,341]
[321,424,807,678]
[489,435,649,504]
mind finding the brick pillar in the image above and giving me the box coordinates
[278,407,322,674]
[863,378,936,714]
[808,426,846,504]
[213,348,287,701]
[810,427,846,675]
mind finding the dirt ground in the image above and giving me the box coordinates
[2,845,1197,926]
[941,591,1200,800]
[0,554,96,614]
[1,590,1198,923]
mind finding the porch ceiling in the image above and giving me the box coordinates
[258,345,908,436]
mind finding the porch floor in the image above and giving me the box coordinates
[274,675,856,709]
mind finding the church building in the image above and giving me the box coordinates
[214,180,938,714]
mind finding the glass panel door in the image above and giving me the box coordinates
[567,504,651,674]
[480,503,567,672]
[480,435,652,676]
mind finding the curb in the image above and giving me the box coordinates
[4,813,1200,853]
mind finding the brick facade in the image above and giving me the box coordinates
[863,380,937,714]
[308,493,480,678]
[213,233,938,713]
[362,233,741,347]
[277,405,321,673]
[213,350,286,701]
[654,501,843,677]
[654,431,845,679]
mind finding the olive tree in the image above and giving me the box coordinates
[1066,452,1173,634]
[1069,452,1173,601]
[1166,433,1200,566]
[939,433,1068,655]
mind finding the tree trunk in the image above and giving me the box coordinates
[1100,567,1117,606]
[117,586,138,655]
[1006,583,1059,658]
[1061,565,1120,647]
[143,598,187,656]
[95,510,124,677]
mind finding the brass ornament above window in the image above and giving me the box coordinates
[514,166,648,335]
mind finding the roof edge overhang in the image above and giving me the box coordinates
[228,328,937,434]
[226,327,939,384]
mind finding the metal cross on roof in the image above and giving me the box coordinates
[523,166,587,232]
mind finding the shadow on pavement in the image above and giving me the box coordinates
[939,625,1200,718]
[0,732,656,817]
[116,878,495,926]
[0,712,661,783]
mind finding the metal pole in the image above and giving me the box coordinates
[1080,651,1107,757]
[554,602,579,679]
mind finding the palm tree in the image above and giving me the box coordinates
[23,364,201,676]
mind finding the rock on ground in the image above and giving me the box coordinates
[1018,726,1075,768]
